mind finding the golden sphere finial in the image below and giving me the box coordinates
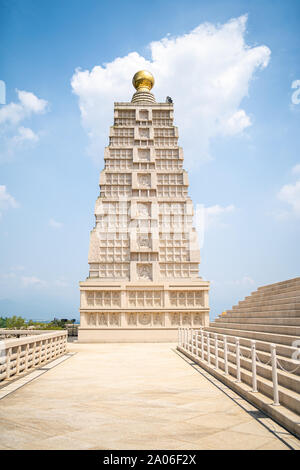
[132,70,154,92]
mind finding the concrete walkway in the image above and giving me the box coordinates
[0,343,299,450]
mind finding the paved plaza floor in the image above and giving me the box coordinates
[0,343,299,450]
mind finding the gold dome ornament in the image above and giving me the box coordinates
[132,70,155,92]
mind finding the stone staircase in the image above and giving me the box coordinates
[178,277,300,438]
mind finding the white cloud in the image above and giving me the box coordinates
[10,265,25,272]
[220,109,252,136]
[71,15,270,167]
[203,203,236,228]
[277,163,300,218]
[0,90,47,126]
[194,203,235,248]
[54,278,69,287]
[0,89,48,160]
[292,163,300,175]
[0,266,25,281]
[48,218,63,229]
[17,90,47,114]
[21,276,46,287]
[0,185,19,218]
[227,276,255,286]
[12,126,39,144]
[278,180,300,217]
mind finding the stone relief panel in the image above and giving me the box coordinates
[153,313,164,326]
[98,313,108,326]
[139,128,150,138]
[193,313,202,326]
[109,313,120,326]
[137,234,152,249]
[181,313,192,326]
[127,313,137,326]
[138,174,151,188]
[137,264,152,280]
[137,202,151,217]
[88,313,97,326]
[138,149,150,160]
[138,313,151,326]
[170,312,180,326]
[139,110,149,120]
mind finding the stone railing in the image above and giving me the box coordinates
[0,329,62,339]
[0,330,68,382]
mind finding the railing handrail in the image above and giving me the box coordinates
[0,330,67,349]
[0,328,67,335]
[0,330,68,382]
[177,327,281,406]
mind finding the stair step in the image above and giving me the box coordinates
[206,325,299,347]
[256,278,300,292]
[219,310,300,319]
[247,286,300,300]
[237,296,300,308]
[230,303,300,313]
[245,290,300,302]
[209,322,300,336]
[214,317,300,326]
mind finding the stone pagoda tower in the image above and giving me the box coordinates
[78,71,210,342]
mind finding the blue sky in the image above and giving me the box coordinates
[0,0,299,321]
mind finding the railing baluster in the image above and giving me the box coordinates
[201,329,204,360]
[224,336,228,375]
[195,330,199,358]
[270,344,280,406]
[207,332,210,365]
[251,340,258,392]
[236,338,241,383]
[32,341,36,368]
[24,343,29,371]
[214,333,218,369]
[38,340,42,365]
[5,347,12,380]
[16,345,21,375]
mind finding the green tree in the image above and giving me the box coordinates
[0,317,8,328]
[6,316,26,329]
